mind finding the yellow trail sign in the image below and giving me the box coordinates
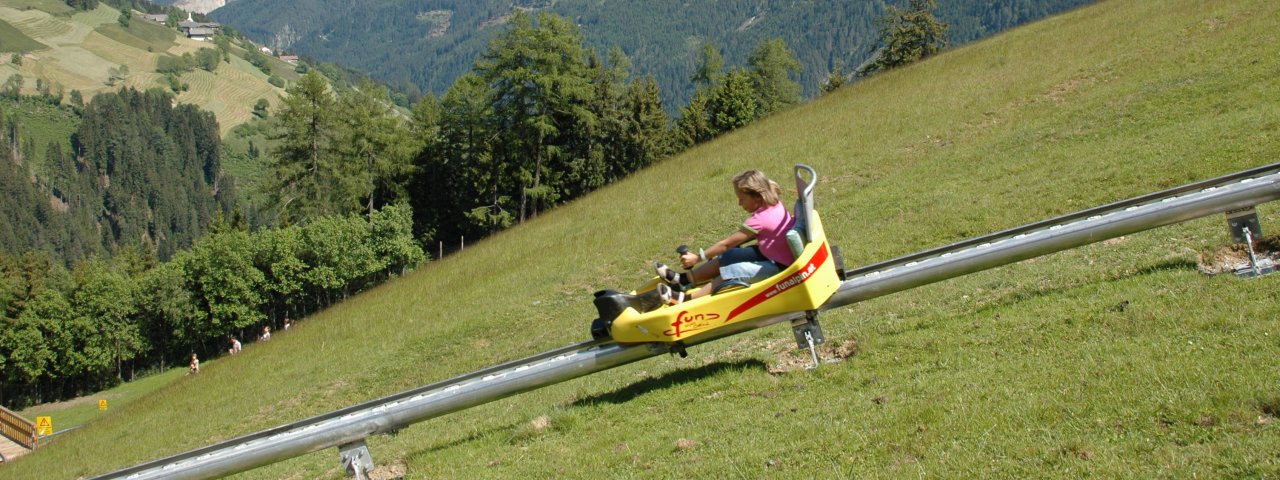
[35,416,52,436]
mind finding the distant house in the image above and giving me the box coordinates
[260,46,273,55]
[178,13,219,41]
[185,27,216,41]
[140,13,168,23]
[278,55,299,64]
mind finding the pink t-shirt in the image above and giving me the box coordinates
[742,202,796,266]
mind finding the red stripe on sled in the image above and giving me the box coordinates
[725,243,829,323]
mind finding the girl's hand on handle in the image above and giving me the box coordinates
[680,252,699,269]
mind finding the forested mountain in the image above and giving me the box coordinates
[211,0,1093,110]
[0,89,235,264]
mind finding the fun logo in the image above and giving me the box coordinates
[665,310,721,338]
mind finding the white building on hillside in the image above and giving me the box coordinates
[178,12,219,41]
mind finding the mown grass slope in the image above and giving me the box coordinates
[7,0,1280,478]
[0,1,286,136]
[0,17,44,52]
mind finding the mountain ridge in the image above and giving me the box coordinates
[210,0,1093,111]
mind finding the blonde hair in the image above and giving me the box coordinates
[733,169,782,206]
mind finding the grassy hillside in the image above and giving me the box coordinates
[7,0,1280,478]
[0,1,288,136]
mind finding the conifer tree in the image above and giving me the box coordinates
[337,80,415,217]
[268,71,339,224]
[475,11,595,223]
[677,42,727,147]
[586,48,628,184]
[621,76,671,173]
[415,73,504,242]
[692,42,725,88]
[747,38,802,115]
[709,69,757,133]
[858,0,950,77]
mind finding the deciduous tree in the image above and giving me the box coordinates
[70,258,141,381]
[178,231,266,341]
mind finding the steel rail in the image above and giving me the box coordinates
[93,165,1280,480]
[844,162,1280,277]
[827,166,1280,307]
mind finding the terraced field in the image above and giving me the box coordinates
[120,71,166,92]
[69,3,114,28]
[27,45,111,90]
[0,62,16,82]
[81,30,155,70]
[223,48,265,78]
[0,2,289,136]
[97,20,177,52]
[0,6,89,46]
[166,37,208,56]
[4,0,71,14]
[0,6,125,94]
[0,18,44,51]
[209,78,271,133]
[175,61,281,136]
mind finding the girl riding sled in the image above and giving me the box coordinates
[655,169,796,303]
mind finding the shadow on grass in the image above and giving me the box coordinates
[407,360,768,456]
[1123,258,1199,278]
[571,359,768,407]
[413,423,511,455]
[972,257,1199,315]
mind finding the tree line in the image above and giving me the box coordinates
[0,204,424,407]
[0,82,426,406]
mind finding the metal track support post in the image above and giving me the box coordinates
[790,312,825,369]
[1225,207,1273,277]
[339,439,374,479]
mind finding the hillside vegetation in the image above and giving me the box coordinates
[0,0,287,136]
[7,0,1280,478]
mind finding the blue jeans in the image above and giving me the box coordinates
[719,246,784,282]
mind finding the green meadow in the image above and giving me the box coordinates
[6,0,1280,478]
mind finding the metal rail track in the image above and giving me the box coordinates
[93,163,1280,480]
[845,162,1280,277]
[827,162,1280,306]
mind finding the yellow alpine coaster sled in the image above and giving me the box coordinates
[590,164,846,347]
